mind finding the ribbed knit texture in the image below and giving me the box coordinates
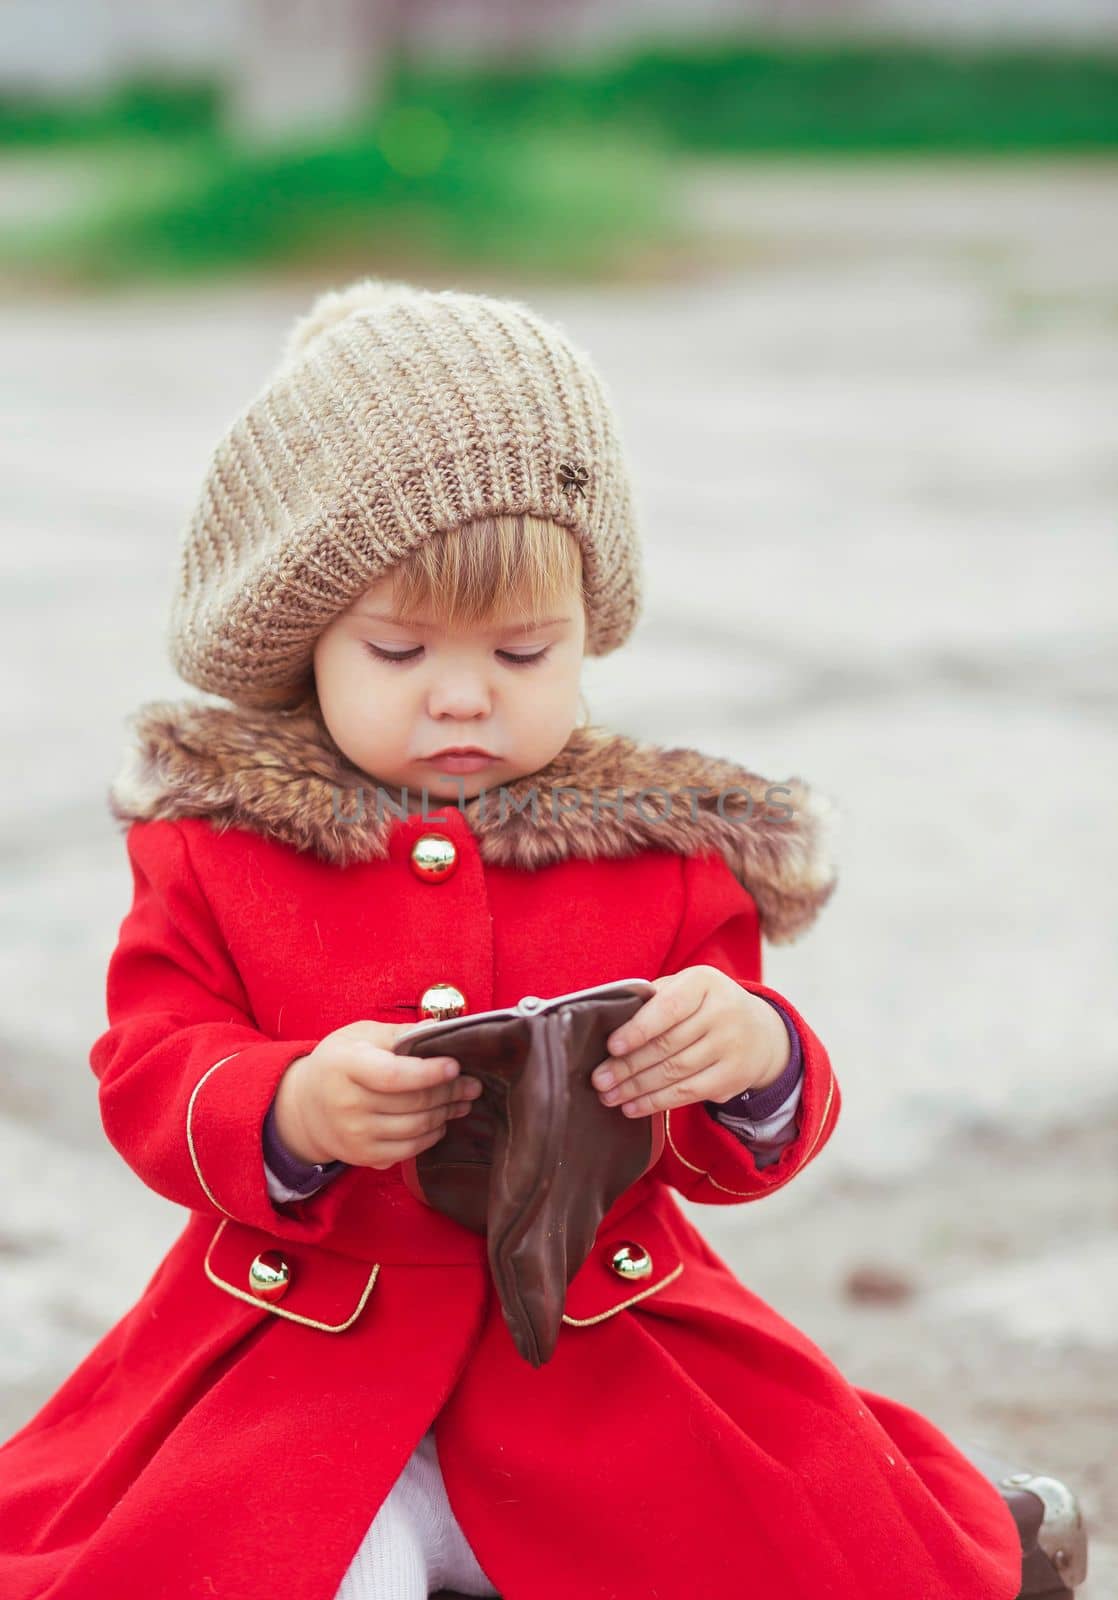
[332,1427,499,1599]
[169,277,644,708]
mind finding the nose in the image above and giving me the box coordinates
[426,666,492,720]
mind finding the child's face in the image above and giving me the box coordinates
[312,571,587,809]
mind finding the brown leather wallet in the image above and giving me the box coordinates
[393,979,664,1366]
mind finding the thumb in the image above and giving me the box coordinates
[388,1017,440,1047]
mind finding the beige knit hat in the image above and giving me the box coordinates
[168,276,644,708]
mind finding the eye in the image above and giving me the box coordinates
[363,642,551,667]
[364,643,422,664]
[497,648,551,667]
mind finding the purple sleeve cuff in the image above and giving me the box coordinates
[704,996,803,1122]
[262,1097,348,1196]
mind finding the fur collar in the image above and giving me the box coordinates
[107,697,838,945]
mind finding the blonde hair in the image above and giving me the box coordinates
[390,513,586,634]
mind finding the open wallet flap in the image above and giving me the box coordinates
[392,978,663,1364]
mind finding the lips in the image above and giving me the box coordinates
[427,747,496,759]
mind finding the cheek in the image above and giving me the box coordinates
[314,632,357,696]
[517,669,576,721]
[318,644,406,744]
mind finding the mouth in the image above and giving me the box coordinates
[425,746,497,759]
[421,748,500,771]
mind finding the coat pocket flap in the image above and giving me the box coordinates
[561,1206,684,1326]
[204,1219,381,1333]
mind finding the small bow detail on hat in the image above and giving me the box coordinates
[557,460,590,499]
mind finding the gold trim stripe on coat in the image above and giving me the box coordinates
[186,1051,246,1218]
[561,1261,684,1326]
[203,1218,381,1333]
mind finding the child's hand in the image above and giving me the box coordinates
[590,967,791,1118]
[272,1020,483,1171]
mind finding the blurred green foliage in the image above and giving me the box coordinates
[1,38,1115,284]
[0,80,223,145]
[404,40,1118,151]
[7,120,670,283]
[0,77,675,283]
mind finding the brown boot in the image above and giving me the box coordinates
[949,1435,1088,1596]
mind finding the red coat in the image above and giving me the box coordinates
[0,700,1022,1600]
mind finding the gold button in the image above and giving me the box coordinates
[248,1251,292,1302]
[418,982,467,1021]
[609,1242,652,1281]
[410,833,458,883]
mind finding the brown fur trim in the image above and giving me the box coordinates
[108,697,839,945]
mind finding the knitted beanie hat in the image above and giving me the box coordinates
[168,276,644,708]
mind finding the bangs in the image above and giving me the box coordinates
[388,514,585,632]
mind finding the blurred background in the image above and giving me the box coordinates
[1,1,1115,1590]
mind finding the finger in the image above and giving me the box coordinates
[369,1125,450,1165]
[600,1035,718,1111]
[349,1046,462,1093]
[609,1056,729,1118]
[362,1074,483,1115]
[376,1119,451,1146]
[334,1020,413,1050]
[603,972,706,1063]
[370,1080,482,1117]
[593,1004,708,1090]
[372,1102,472,1140]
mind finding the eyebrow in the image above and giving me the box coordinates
[353,610,572,632]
